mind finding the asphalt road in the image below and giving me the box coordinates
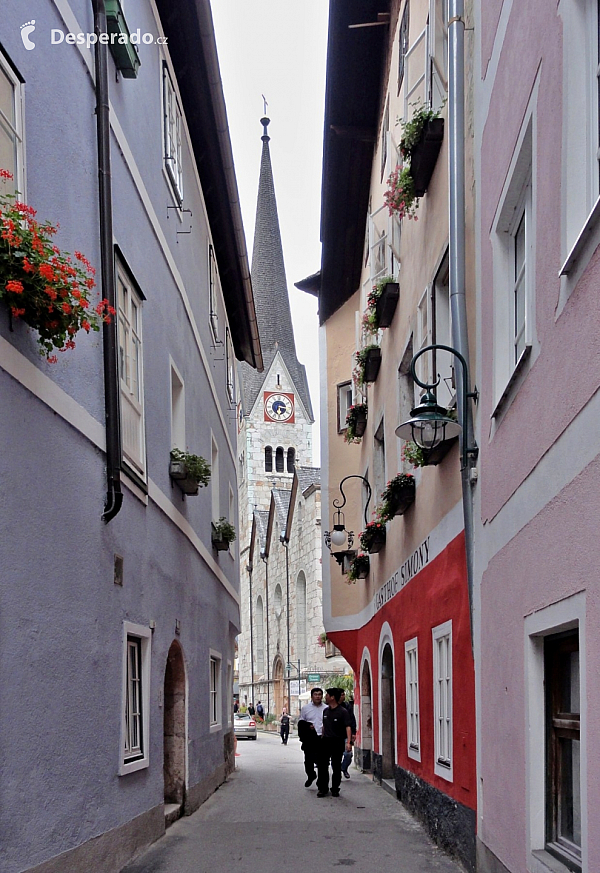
[122,732,463,873]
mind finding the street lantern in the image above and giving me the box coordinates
[324,474,372,555]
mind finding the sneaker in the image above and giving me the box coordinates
[304,772,317,788]
[342,770,350,779]
[317,790,330,797]
[331,789,340,797]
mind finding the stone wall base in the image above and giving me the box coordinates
[395,765,476,872]
[476,838,512,873]
[23,804,164,873]
[185,762,228,816]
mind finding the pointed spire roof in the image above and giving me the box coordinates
[240,118,313,421]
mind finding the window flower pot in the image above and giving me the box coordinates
[211,535,230,552]
[169,459,199,495]
[348,554,370,582]
[105,0,141,79]
[354,409,367,437]
[410,117,444,197]
[362,347,382,383]
[422,435,458,466]
[359,524,386,554]
[333,550,356,575]
[345,404,368,443]
[374,282,399,329]
[387,481,416,516]
[211,518,236,552]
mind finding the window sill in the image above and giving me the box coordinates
[119,755,149,776]
[433,759,453,782]
[560,193,600,276]
[491,344,532,420]
[210,722,222,734]
[530,849,580,873]
[407,745,421,762]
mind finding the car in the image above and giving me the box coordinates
[234,713,257,740]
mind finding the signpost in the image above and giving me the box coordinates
[307,673,321,683]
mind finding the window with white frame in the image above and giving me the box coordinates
[380,97,390,181]
[211,436,219,522]
[416,287,431,388]
[170,362,185,450]
[432,620,452,780]
[337,381,353,432]
[209,654,221,728]
[398,1,410,94]
[492,122,533,409]
[428,0,448,111]
[226,327,235,404]
[120,622,151,775]
[0,51,24,191]
[209,245,219,341]
[118,262,146,476]
[432,252,454,408]
[163,64,183,200]
[404,638,420,759]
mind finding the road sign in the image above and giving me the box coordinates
[307,673,321,682]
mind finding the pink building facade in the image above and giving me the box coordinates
[475,2,599,872]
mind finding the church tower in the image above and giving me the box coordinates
[238,117,314,556]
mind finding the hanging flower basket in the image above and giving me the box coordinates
[347,553,370,583]
[169,448,211,496]
[354,345,381,386]
[402,436,458,468]
[0,170,113,360]
[345,403,368,443]
[377,473,416,522]
[359,521,387,554]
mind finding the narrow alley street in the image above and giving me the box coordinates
[122,732,464,873]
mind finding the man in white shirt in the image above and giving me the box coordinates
[299,687,326,787]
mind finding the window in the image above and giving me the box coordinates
[405,638,420,760]
[428,0,448,111]
[256,596,265,674]
[0,51,24,191]
[265,446,273,472]
[492,121,533,409]
[274,583,283,617]
[229,485,234,526]
[118,262,146,476]
[545,631,581,870]
[275,446,284,473]
[432,253,454,408]
[286,447,295,473]
[432,620,452,780]
[209,653,221,730]
[380,97,390,180]
[398,1,410,94]
[120,622,151,775]
[226,327,235,404]
[211,436,219,522]
[296,572,307,665]
[337,382,353,433]
[373,419,386,501]
[170,362,185,450]
[208,244,220,341]
[163,64,183,200]
[416,287,431,387]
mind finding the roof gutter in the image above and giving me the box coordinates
[195,1,263,373]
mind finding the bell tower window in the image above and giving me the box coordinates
[275,446,284,473]
[287,447,296,473]
[265,446,273,472]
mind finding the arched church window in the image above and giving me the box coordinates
[275,446,284,473]
[265,446,273,472]
[287,447,296,473]
[296,571,307,665]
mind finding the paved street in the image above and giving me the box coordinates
[122,732,463,873]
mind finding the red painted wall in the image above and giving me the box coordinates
[328,532,476,811]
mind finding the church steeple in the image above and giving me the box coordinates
[240,117,313,422]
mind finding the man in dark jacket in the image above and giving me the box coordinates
[340,690,357,778]
[317,688,352,797]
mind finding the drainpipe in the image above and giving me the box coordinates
[247,562,255,708]
[92,0,123,523]
[261,553,270,717]
[448,0,475,640]
[281,536,291,711]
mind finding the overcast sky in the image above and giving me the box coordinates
[211,1,329,466]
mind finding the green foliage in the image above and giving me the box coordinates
[170,448,211,486]
[344,403,367,444]
[353,344,380,387]
[399,100,444,156]
[326,674,355,697]
[402,440,426,468]
[212,516,236,543]
[347,553,370,583]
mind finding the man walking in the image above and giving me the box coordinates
[317,688,352,798]
[256,701,264,721]
[298,687,326,787]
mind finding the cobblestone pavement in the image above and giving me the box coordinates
[122,732,464,873]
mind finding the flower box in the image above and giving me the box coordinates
[105,0,141,79]
[211,518,236,552]
[359,523,387,554]
[333,550,356,575]
[362,347,382,383]
[422,434,458,466]
[353,409,367,437]
[211,534,230,552]
[348,554,370,582]
[345,404,368,443]
[410,117,444,197]
[169,460,200,495]
[374,282,399,329]
[387,481,416,517]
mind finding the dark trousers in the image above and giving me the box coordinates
[317,738,345,792]
[280,723,289,744]
[302,736,320,776]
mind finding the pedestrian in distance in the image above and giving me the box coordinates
[280,707,290,744]
[316,688,352,798]
[298,687,326,787]
[248,702,255,717]
[340,690,357,779]
[256,701,264,721]
[233,700,239,714]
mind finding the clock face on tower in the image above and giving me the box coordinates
[264,392,295,423]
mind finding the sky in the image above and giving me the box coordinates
[211,1,329,466]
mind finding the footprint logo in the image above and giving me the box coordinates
[20,20,36,51]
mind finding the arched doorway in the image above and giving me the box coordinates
[361,658,373,771]
[380,643,396,779]
[273,654,284,716]
[164,641,186,820]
